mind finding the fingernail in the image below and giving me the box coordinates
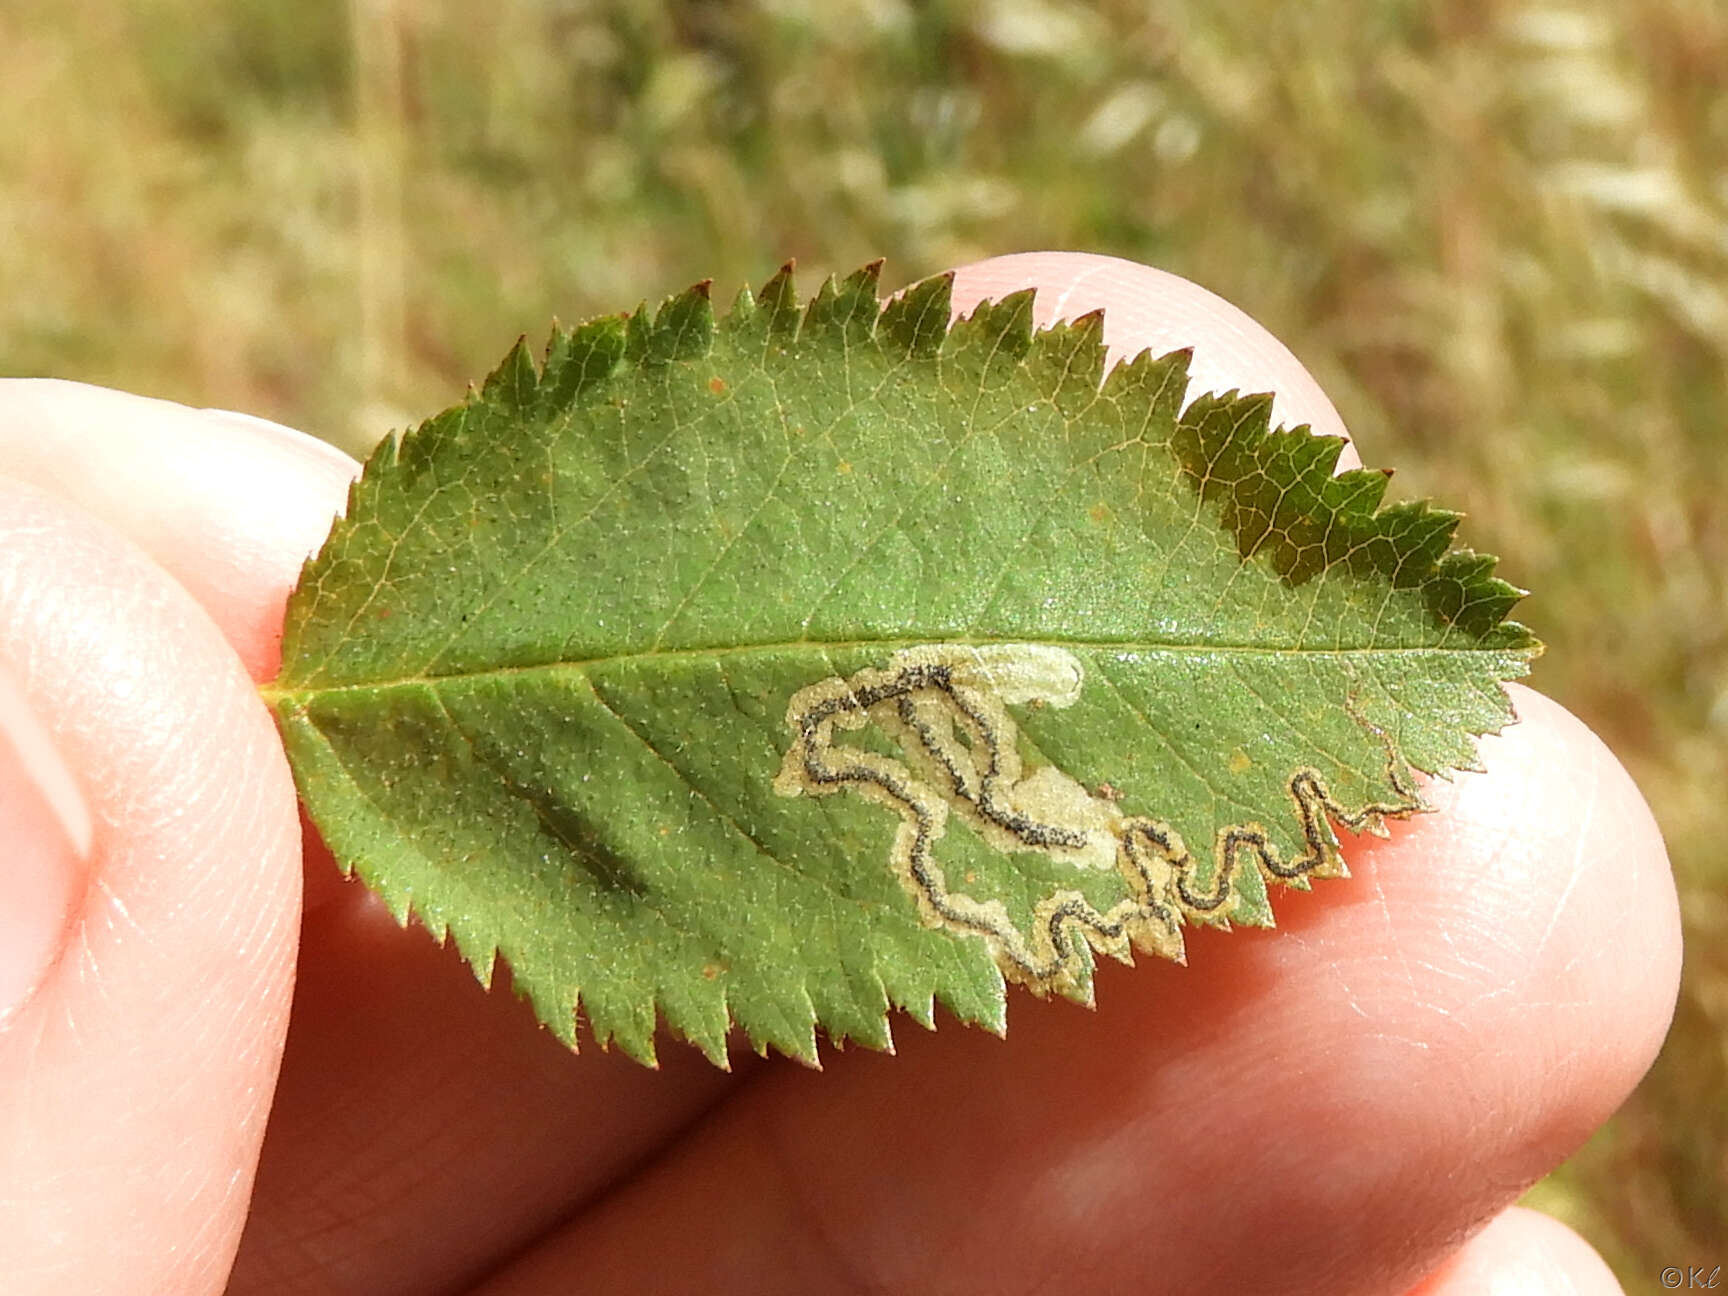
[201,406,363,477]
[0,662,90,1028]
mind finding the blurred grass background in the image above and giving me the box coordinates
[3,0,1722,1282]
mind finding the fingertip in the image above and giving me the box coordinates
[1236,679,1683,1246]
[937,256,1680,1172]
[1426,683,1682,1089]
[1409,1206,1626,1295]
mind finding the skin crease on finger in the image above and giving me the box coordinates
[463,255,1679,1295]
[0,252,1680,1295]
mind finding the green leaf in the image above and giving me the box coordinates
[263,263,1540,1066]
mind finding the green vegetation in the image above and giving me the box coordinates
[4,0,1721,1282]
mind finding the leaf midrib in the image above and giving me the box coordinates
[261,635,1507,704]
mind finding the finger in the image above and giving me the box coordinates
[1407,1206,1625,1295]
[227,896,747,1296]
[468,258,1679,1295]
[0,380,748,1294]
[0,479,302,1295]
[0,381,357,908]
[475,693,1676,1296]
[948,250,1362,467]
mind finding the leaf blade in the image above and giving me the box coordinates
[269,267,1539,1063]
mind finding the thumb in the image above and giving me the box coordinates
[0,477,301,1294]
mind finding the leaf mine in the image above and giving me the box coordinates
[775,643,1431,1000]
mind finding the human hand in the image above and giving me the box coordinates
[0,252,1679,1295]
